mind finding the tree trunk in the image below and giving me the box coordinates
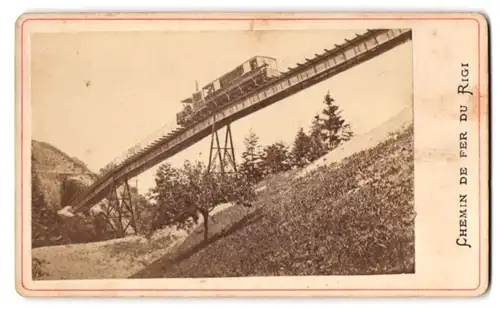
[202,210,209,242]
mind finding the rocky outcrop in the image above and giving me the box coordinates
[32,140,149,248]
[31,140,101,247]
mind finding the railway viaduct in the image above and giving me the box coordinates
[58,28,413,237]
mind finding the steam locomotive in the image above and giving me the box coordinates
[176,56,280,127]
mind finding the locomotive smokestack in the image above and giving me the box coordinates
[195,80,199,92]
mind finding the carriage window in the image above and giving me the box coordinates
[328,57,335,67]
[316,61,326,72]
[365,37,377,49]
[267,59,277,70]
[376,32,389,44]
[345,48,356,59]
[335,54,344,64]
[242,62,251,73]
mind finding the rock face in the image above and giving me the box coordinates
[31,140,100,247]
[61,175,95,207]
[31,140,149,248]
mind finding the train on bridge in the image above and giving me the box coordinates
[176,56,281,127]
[65,28,411,227]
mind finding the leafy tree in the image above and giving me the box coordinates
[181,160,256,241]
[240,129,263,184]
[290,127,312,168]
[31,158,44,211]
[149,160,256,241]
[318,92,352,150]
[260,142,292,175]
[31,154,66,247]
[148,163,191,233]
[123,186,154,235]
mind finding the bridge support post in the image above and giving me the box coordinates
[104,179,138,238]
[207,120,237,175]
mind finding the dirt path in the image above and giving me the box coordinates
[32,202,237,280]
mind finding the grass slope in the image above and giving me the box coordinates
[132,125,415,278]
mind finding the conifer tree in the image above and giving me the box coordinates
[260,141,291,175]
[240,129,263,184]
[308,114,327,162]
[318,92,353,150]
[291,127,312,168]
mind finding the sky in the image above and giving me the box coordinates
[31,29,413,194]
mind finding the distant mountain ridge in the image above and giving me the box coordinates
[32,140,96,176]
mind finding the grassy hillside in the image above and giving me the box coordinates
[132,124,415,278]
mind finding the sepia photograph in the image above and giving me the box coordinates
[30,26,414,280]
[15,12,489,297]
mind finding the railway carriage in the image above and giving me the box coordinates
[176,56,280,126]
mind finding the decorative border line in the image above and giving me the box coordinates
[18,15,483,293]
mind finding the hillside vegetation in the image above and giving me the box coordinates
[132,124,414,278]
[31,90,414,280]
